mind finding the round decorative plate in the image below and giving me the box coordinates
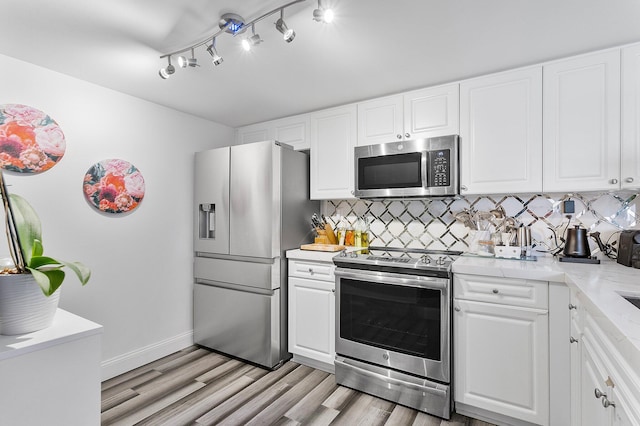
[83,159,145,214]
[0,104,66,173]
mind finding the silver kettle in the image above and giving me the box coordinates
[564,225,591,258]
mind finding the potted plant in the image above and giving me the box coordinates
[0,171,90,335]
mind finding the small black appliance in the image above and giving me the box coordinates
[617,230,640,268]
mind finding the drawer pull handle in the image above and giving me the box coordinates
[594,388,606,399]
[492,289,499,294]
[569,336,578,344]
[602,397,616,409]
[308,268,314,275]
[454,306,461,312]
[568,303,577,310]
[332,289,335,293]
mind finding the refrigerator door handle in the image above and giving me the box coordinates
[195,278,275,296]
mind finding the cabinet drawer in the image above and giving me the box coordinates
[288,259,335,282]
[454,274,548,309]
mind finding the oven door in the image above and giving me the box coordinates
[335,267,450,383]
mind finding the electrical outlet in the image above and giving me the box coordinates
[562,200,575,214]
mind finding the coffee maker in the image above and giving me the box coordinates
[617,230,640,268]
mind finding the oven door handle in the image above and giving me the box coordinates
[334,267,448,290]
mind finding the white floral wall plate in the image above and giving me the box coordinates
[0,104,66,173]
[83,159,145,214]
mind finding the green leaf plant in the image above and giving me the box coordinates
[0,171,90,296]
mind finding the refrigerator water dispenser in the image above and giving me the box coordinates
[199,203,215,239]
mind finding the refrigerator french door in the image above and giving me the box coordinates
[193,141,317,369]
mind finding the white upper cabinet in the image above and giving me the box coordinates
[235,113,310,150]
[236,123,271,145]
[357,84,459,147]
[543,49,621,192]
[272,114,310,150]
[310,104,357,200]
[621,44,640,190]
[460,66,543,194]
[357,94,403,146]
[404,84,460,140]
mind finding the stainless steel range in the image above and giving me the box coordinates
[333,247,460,419]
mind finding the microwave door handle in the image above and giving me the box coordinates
[422,151,429,189]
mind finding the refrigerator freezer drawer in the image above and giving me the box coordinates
[194,282,283,368]
[194,256,278,291]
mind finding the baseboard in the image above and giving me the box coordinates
[101,331,193,381]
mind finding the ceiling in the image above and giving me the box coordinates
[2,0,640,128]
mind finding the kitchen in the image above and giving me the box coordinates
[0,0,639,425]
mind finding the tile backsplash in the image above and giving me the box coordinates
[322,191,639,256]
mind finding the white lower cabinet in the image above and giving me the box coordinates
[454,274,550,426]
[570,292,640,426]
[287,259,335,372]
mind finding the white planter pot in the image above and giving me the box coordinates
[0,274,60,335]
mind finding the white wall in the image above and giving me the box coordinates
[0,53,235,379]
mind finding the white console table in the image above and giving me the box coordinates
[0,309,103,426]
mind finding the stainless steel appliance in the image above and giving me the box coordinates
[354,135,459,199]
[193,140,318,369]
[333,247,460,419]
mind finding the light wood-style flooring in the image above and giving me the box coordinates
[101,346,495,426]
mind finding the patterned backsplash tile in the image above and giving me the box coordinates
[322,191,639,256]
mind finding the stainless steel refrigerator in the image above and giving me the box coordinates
[193,140,318,369]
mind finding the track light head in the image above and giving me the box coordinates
[242,24,262,51]
[276,11,296,43]
[313,0,334,23]
[158,58,175,79]
[206,39,224,66]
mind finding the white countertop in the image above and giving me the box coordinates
[0,309,103,361]
[286,247,360,263]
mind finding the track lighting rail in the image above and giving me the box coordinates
[159,0,310,59]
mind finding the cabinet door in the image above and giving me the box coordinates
[580,337,613,426]
[454,299,549,425]
[543,50,621,192]
[236,124,273,145]
[273,114,310,151]
[621,44,640,190]
[310,104,357,199]
[404,83,459,139]
[460,67,542,194]
[357,94,404,146]
[288,276,335,365]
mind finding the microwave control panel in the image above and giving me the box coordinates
[427,149,451,187]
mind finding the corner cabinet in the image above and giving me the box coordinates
[453,274,550,426]
[356,84,459,147]
[569,290,640,426]
[543,49,621,192]
[287,258,335,373]
[621,44,640,190]
[310,104,357,199]
[459,66,543,194]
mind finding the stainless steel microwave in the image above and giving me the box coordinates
[354,135,459,198]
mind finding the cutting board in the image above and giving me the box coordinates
[300,243,346,252]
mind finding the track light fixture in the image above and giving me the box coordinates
[158,0,336,79]
[276,9,296,43]
[206,38,224,66]
[158,57,175,79]
[242,24,263,51]
[178,48,199,68]
[313,0,334,23]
